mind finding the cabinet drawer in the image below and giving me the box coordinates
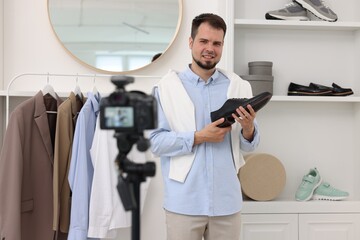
[299,213,360,240]
[241,214,298,240]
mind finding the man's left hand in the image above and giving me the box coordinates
[232,104,255,141]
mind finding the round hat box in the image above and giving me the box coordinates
[239,153,286,201]
[248,61,273,75]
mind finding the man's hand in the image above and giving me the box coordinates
[194,118,232,146]
[232,104,256,141]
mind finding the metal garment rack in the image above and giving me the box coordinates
[5,72,160,126]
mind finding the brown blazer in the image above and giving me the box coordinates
[0,91,63,240]
[53,92,85,233]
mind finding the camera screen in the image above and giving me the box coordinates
[104,106,134,128]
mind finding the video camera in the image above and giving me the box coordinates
[100,75,157,134]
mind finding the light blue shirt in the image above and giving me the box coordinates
[68,92,100,240]
[150,66,260,216]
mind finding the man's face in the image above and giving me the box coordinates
[189,22,224,70]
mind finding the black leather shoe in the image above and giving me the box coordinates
[288,82,332,96]
[309,82,354,96]
[211,91,272,128]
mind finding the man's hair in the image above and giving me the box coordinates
[191,13,227,39]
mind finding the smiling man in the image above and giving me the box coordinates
[150,13,260,240]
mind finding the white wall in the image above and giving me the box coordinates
[2,0,228,93]
[1,0,227,239]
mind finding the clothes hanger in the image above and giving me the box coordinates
[42,73,57,99]
[92,74,99,96]
[74,74,82,97]
[42,73,57,114]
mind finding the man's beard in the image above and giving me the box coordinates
[192,55,218,70]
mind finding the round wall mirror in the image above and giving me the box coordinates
[47,0,182,73]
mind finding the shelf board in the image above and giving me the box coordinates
[234,19,360,31]
[243,200,360,214]
[271,95,360,102]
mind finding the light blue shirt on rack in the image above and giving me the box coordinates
[68,92,101,240]
[150,66,260,216]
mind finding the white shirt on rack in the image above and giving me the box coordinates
[87,118,150,239]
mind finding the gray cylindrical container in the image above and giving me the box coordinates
[240,75,274,96]
[248,61,273,76]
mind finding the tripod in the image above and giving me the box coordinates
[114,132,156,240]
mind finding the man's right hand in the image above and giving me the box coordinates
[193,118,232,146]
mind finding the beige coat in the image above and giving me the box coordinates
[0,91,63,240]
[53,92,85,234]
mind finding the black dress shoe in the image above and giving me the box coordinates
[309,82,354,96]
[211,91,272,128]
[288,82,332,96]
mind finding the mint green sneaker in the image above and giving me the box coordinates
[312,182,349,201]
[295,168,322,201]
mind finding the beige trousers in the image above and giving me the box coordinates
[165,210,241,240]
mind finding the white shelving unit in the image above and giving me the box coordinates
[223,0,360,239]
[235,19,360,30]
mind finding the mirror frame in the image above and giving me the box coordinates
[47,0,183,74]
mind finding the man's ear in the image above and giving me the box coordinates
[189,36,193,49]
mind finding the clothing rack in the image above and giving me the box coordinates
[5,72,161,126]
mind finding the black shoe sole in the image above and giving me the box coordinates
[265,13,285,20]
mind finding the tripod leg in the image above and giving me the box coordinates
[131,180,141,240]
